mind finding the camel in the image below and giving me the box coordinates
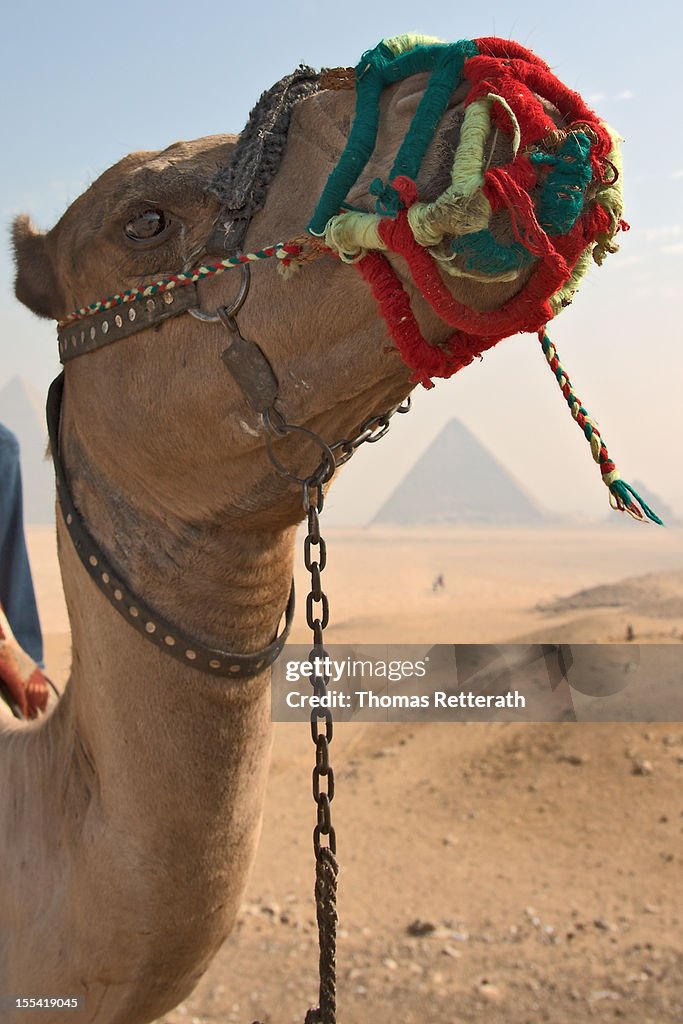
[1,34,631,1024]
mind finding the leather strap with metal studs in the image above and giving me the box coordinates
[46,372,295,679]
[57,283,201,363]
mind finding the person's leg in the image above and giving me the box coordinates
[0,424,44,666]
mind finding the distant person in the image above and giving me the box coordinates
[432,573,445,593]
[0,423,43,665]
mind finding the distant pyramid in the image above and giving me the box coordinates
[372,418,546,526]
[0,376,54,524]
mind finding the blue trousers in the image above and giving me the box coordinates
[0,424,44,665]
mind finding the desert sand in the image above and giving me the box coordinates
[26,522,683,1024]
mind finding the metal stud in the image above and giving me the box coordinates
[230,665,241,673]
[89,555,98,567]
[145,622,156,634]
[128,307,136,321]
[185,650,197,661]
[129,606,139,618]
[146,299,156,312]
[115,315,123,328]
[102,572,110,584]
[90,326,96,340]
[80,330,86,344]
[163,292,174,305]
[102,320,109,334]
[114,589,123,601]
[164,636,176,647]
[66,514,73,525]
[209,659,221,669]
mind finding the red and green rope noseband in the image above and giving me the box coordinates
[56,33,661,524]
[307,33,660,524]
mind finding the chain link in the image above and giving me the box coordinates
[262,394,412,1024]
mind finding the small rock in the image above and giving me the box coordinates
[450,930,470,942]
[260,901,280,917]
[406,919,436,937]
[594,917,616,932]
[442,945,462,959]
[590,989,621,1002]
[632,759,654,776]
[560,752,589,765]
[478,979,502,1001]
[382,958,398,971]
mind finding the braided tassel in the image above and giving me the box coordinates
[539,330,663,524]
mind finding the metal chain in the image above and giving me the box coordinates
[302,470,338,1024]
[262,394,412,1024]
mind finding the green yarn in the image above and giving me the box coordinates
[375,40,479,216]
[308,37,479,234]
[609,481,664,526]
[451,228,534,274]
[531,132,592,236]
[307,57,386,236]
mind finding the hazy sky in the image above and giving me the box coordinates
[2,0,682,525]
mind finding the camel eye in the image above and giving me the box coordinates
[123,208,170,243]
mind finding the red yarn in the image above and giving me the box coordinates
[483,165,555,258]
[474,37,551,68]
[346,38,618,388]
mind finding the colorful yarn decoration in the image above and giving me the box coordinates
[308,33,659,523]
[55,33,659,524]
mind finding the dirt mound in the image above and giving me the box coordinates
[537,569,683,619]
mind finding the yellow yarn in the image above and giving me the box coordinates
[407,190,491,247]
[449,99,492,195]
[593,125,624,265]
[323,211,386,261]
[382,34,445,57]
[548,245,595,316]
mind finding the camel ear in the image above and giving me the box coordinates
[12,215,63,320]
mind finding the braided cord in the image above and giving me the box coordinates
[57,243,302,328]
[539,331,662,524]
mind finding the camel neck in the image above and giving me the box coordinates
[1,384,299,1019]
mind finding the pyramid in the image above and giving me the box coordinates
[0,376,54,524]
[372,418,546,526]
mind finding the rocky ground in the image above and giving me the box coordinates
[159,720,683,1024]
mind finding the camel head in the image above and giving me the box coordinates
[12,34,631,532]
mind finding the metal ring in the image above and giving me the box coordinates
[188,263,251,323]
[265,420,337,487]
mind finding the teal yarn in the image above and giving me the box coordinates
[531,132,593,236]
[609,480,664,526]
[375,40,479,216]
[451,229,534,274]
[308,38,479,233]
[307,57,386,236]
